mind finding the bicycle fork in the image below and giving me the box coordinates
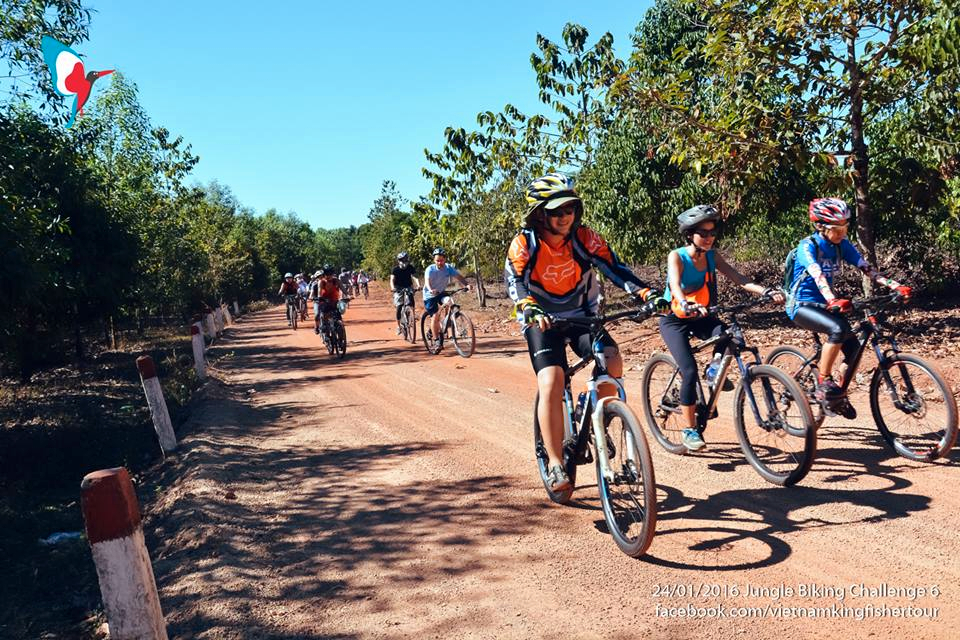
[587,376,628,484]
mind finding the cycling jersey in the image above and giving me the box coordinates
[787,235,864,319]
[392,264,416,290]
[423,264,462,299]
[311,278,341,302]
[297,282,309,296]
[279,281,298,296]
[505,226,648,320]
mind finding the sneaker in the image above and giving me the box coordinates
[815,376,844,402]
[396,326,403,335]
[682,428,706,451]
[546,464,571,492]
[836,398,857,420]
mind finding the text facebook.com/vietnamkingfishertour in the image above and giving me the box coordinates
[650,582,941,601]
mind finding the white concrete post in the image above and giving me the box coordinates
[204,313,217,343]
[222,303,233,326]
[81,467,169,640]
[233,301,240,316]
[190,322,206,380]
[213,307,224,335]
[136,356,177,454]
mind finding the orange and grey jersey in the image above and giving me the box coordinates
[504,226,649,320]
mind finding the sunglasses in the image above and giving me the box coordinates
[823,222,849,231]
[694,227,718,237]
[545,207,576,218]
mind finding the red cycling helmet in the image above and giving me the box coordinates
[808,198,851,225]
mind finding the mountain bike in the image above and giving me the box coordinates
[766,293,958,462]
[396,287,419,344]
[640,298,817,486]
[533,299,661,557]
[420,288,476,358]
[285,294,298,330]
[318,303,348,359]
[361,281,369,300]
[297,293,309,322]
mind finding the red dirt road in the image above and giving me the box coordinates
[146,284,959,639]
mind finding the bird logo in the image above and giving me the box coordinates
[40,36,114,128]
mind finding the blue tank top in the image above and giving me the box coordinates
[664,248,716,303]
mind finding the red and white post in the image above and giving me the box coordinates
[81,468,169,640]
[190,322,206,380]
[136,356,177,454]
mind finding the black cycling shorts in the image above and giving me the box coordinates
[524,322,617,374]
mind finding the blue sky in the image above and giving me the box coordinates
[80,1,654,229]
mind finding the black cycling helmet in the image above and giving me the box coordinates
[677,205,720,235]
[432,247,446,257]
[322,264,335,276]
[397,251,409,262]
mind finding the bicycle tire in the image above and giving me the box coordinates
[321,322,334,355]
[334,322,347,359]
[401,305,416,343]
[765,346,824,429]
[420,311,443,354]
[532,392,577,504]
[596,399,657,557]
[451,310,476,358]
[639,353,688,454]
[870,353,958,461]
[291,306,297,330]
[733,364,816,486]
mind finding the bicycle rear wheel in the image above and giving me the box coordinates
[733,364,816,486]
[451,310,476,358]
[420,311,443,354]
[533,392,577,504]
[639,353,688,454]
[596,399,657,557]
[401,305,416,343]
[870,353,958,461]
[766,346,824,428]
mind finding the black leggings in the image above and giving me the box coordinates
[791,305,859,363]
[659,314,729,406]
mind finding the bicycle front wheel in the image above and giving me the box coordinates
[596,400,657,557]
[639,353,688,454]
[451,310,476,358]
[870,353,958,461]
[401,305,416,343]
[733,364,816,486]
[533,392,577,504]
[334,322,347,359]
[765,346,824,428]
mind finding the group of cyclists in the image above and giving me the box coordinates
[277,267,354,335]
[507,172,911,493]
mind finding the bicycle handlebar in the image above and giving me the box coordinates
[851,292,902,311]
[544,298,662,328]
[703,294,775,317]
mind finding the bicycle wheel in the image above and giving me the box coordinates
[596,399,657,557]
[870,353,958,461]
[532,392,577,504]
[291,305,297,330]
[451,310,476,358]
[321,322,334,354]
[401,305,416,343]
[334,322,347,359]
[420,311,443,354]
[766,346,824,428]
[733,364,816,486]
[639,353,688,454]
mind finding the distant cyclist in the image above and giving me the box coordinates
[423,248,471,343]
[278,272,298,326]
[390,252,422,334]
[310,265,343,335]
[505,173,662,492]
[785,198,911,416]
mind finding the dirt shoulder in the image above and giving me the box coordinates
[142,283,959,639]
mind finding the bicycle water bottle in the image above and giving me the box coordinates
[705,354,722,388]
[573,392,587,426]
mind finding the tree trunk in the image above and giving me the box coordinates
[109,315,117,350]
[73,302,84,364]
[846,16,876,295]
[472,254,486,307]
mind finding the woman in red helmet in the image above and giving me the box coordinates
[785,198,912,415]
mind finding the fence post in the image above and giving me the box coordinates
[136,356,177,454]
[204,313,217,344]
[221,303,233,326]
[81,467,169,640]
[213,307,224,335]
[233,301,240,317]
[190,321,206,380]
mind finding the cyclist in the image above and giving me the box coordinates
[338,269,352,297]
[423,248,471,343]
[505,172,662,492]
[785,198,911,416]
[310,265,343,335]
[390,252,422,334]
[660,205,784,452]
[278,272,299,326]
[358,269,370,296]
[296,273,310,316]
